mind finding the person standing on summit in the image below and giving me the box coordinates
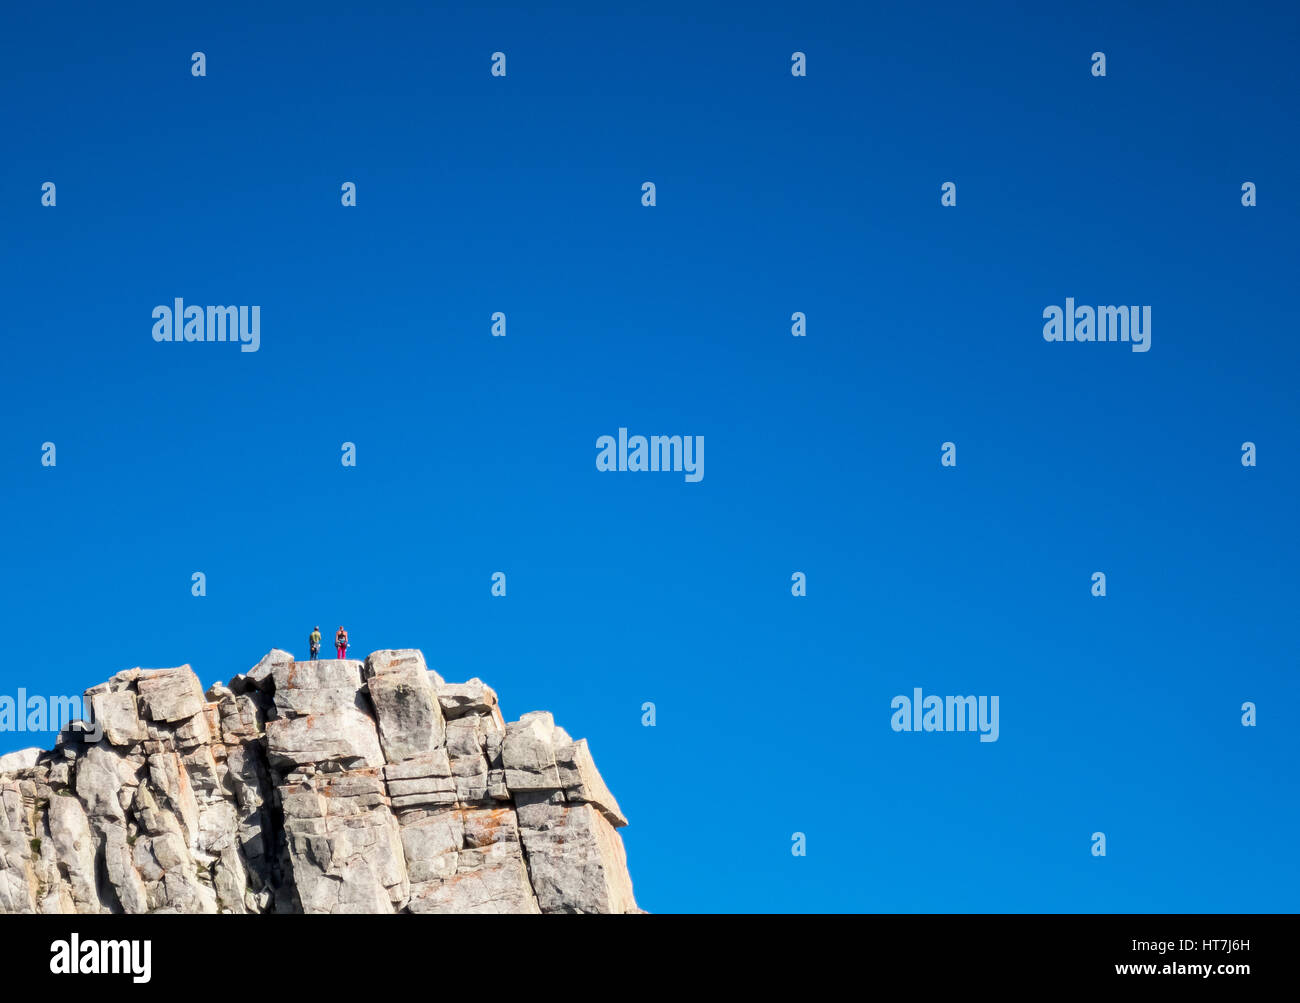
[309,626,322,660]
[335,626,349,660]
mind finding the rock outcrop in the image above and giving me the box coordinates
[0,650,638,914]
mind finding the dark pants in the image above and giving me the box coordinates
[310,645,319,660]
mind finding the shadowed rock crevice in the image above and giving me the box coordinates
[0,649,639,914]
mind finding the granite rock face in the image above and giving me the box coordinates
[0,649,638,914]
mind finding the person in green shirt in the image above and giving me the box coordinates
[309,626,322,661]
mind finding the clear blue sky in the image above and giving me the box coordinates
[2,1,1297,912]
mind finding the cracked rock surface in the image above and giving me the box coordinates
[0,650,639,914]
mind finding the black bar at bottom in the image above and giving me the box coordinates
[0,913,1283,990]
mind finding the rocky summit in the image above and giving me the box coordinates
[0,650,638,914]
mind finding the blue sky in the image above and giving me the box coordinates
[1,1,1297,912]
